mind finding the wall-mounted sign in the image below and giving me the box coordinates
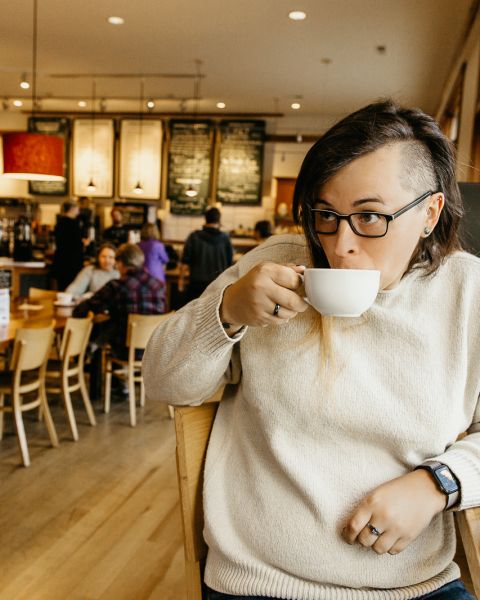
[216,120,265,205]
[119,120,162,200]
[28,117,70,196]
[167,120,213,215]
[72,119,114,198]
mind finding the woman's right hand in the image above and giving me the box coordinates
[220,262,308,329]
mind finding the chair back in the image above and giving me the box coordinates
[60,316,93,360]
[127,313,173,351]
[174,387,223,600]
[28,287,58,302]
[11,322,55,372]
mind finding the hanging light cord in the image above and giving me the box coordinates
[31,0,38,117]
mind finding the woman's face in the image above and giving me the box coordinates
[98,248,116,272]
[315,144,444,290]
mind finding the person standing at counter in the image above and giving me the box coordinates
[178,207,233,302]
[138,223,169,284]
[102,207,129,247]
[52,201,84,290]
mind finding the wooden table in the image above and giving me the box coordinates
[0,300,71,345]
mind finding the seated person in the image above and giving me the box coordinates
[66,243,119,300]
[254,219,273,241]
[73,244,165,399]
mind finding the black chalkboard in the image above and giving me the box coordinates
[216,120,265,205]
[0,269,12,289]
[167,120,213,215]
[458,182,480,256]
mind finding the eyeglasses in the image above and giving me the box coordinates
[310,190,436,238]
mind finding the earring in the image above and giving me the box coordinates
[423,226,432,236]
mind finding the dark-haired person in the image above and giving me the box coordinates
[178,207,233,302]
[143,100,479,600]
[74,243,164,399]
[52,200,85,290]
[102,207,129,247]
[254,219,273,241]
[65,243,119,300]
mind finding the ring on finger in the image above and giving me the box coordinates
[367,523,382,537]
[273,303,281,317]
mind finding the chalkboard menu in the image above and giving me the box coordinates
[167,120,213,215]
[216,120,265,205]
[28,117,70,196]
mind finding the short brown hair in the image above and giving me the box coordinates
[140,223,160,241]
[116,243,145,269]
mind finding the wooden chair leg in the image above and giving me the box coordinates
[41,384,59,448]
[128,366,136,427]
[104,359,112,414]
[12,392,30,467]
[38,403,43,421]
[0,393,4,440]
[79,371,96,426]
[62,375,79,442]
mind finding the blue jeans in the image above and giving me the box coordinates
[205,579,475,600]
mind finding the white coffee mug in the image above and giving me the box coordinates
[56,292,73,305]
[304,268,380,317]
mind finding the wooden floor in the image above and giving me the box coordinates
[0,393,186,600]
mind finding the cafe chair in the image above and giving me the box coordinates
[174,394,480,600]
[104,312,173,427]
[28,287,58,302]
[46,315,95,441]
[0,322,58,467]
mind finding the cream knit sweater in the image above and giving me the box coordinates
[143,234,480,600]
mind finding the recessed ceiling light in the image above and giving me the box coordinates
[288,11,306,21]
[216,102,226,109]
[107,16,124,25]
[291,102,301,110]
[13,100,23,107]
[146,99,155,109]
[78,100,87,107]
[20,73,30,90]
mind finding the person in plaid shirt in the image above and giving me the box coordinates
[74,243,165,399]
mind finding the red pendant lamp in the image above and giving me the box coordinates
[1,0,65,182]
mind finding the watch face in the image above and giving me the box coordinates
[436,467,458,494]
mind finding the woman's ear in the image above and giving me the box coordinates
[425,193,444,232]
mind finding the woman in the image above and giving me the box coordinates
[143,100,479,600]
[138,223,169,283]
[66,243,119,300]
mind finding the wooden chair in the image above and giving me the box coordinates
[28,287,58,302]
[174,396,480,600]
[46,315,95,441]
[104,313,173,427]
[0,322,58,467]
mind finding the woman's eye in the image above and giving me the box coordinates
[357,213,380,225]
[318,211,336,222]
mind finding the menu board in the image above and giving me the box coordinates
[167,120,213,215]
[216,120,265,205]
[28,117,70,196]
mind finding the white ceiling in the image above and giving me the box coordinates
[0,0,475,118]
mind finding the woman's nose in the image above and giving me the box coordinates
[333,220,359,256]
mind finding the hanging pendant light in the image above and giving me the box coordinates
[86,178,96,194]
[85,80,97,194]
[132,80,145,195]
[185,185,198,198]
[2,0,64,181]
[133,181,144,194]
[185,60,202,201]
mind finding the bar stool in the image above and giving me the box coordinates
[46,315,96,441]
[104,313,172,427]
[0,322,58,467]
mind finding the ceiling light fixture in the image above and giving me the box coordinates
[146,99,155,109]
[185,60,203,200]
[133,79,145,195]
[20,73,30,89]
[78,100,87,107]
[107,16,124,25]
[13,100,23,107]
[2,0,64,182]
[288,10,306,20]
[291,102,301,110]
[86,80,97,194]
[216,101,226,109]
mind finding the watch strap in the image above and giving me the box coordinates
[415,461,459,510]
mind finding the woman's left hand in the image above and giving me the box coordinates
[341,470,447,555]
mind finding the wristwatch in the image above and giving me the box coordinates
[414,461,460,509]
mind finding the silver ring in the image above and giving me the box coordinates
[273,303,280,317]
[367,523,382,537]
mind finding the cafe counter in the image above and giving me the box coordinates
[0,258,48,299]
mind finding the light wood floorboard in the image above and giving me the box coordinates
[0,393,186,600]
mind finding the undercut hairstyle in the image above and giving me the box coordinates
[205,207,221,224]
[116,243,145,269]
[292,99,464,276]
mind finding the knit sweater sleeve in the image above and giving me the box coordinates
[65,265,94,297]
[430,400,480,511]
[142,260,246,406]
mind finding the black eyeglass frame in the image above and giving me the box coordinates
[310,190,438,238]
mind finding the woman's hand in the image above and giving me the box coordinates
[220,262,308,329]
[341,470,447,555]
